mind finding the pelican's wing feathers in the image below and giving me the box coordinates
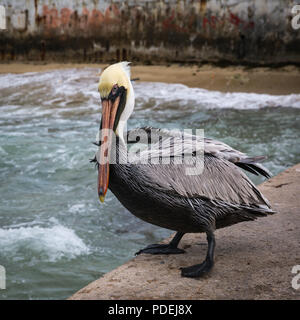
[127,127,274,215]
[126,127,271,178]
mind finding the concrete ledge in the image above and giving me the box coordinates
[69,164,300,300]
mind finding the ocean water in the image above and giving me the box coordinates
[0,68,299,300]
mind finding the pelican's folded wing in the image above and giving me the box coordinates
[126,127,271,178]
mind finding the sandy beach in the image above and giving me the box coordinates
[1,63,300,95]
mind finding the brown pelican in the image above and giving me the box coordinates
[92,62,275,278]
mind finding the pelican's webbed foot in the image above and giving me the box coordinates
[180,260,213,277]
[135,232,185,255]
[136,243,185,255]
[181,231,215,278]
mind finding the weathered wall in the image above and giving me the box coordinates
[0,0,300,64]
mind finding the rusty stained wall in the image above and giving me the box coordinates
[0,0,300,64]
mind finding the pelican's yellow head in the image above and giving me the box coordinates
[97,61,135,203]
[98,62,131,99]
[98,61,134,137]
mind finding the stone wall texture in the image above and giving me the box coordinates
[1,0,300,64]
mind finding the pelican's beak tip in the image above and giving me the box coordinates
[99,195,105,203]
[98,187,106,203]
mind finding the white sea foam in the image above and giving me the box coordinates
[68,203,86,213]
[1,69,299,117]
[0,223,90,262]
[134,82,300,109]
[0,72,54,90]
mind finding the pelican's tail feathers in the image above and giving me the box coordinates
[236,157,272,179]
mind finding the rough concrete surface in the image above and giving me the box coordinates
[70,164,300,300]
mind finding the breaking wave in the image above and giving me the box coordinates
[0,222,90,262]
[0,69,299,120]
[135,82,300,109]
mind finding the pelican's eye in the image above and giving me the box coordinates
[111,84,119,95]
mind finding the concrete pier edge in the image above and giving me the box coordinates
[69,164,300,300]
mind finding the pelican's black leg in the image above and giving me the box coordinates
[181,231,215,278]
[135,232,185,255]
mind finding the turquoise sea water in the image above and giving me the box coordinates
[0,68,299,299]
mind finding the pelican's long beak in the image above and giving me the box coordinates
[98,96,120,202]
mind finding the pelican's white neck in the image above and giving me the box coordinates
[115,68,135,143]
